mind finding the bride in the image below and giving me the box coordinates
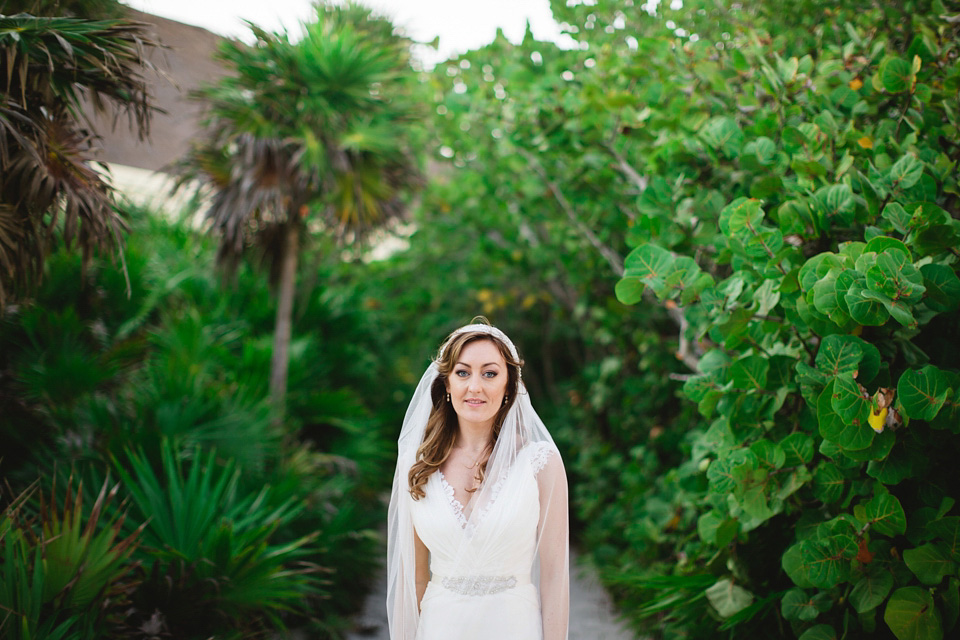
[386,321,569,640]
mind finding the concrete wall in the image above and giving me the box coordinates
[86,8,227,173]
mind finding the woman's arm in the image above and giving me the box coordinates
[414,527,430,611]
[537,452,570,640]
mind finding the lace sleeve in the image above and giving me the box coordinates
[530,441,556,475]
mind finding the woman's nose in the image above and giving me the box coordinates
[467,374,482,391]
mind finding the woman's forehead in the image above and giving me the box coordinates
[457,339,505,364]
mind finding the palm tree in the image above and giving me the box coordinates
[0,12,156,308]
[178,2,422,422]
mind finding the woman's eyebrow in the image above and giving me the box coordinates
[454,362,502,367]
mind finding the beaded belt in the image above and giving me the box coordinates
[438,575,519,596]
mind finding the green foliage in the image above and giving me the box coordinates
[110,441,321,636]
[0,12,156,307]
[0,478,141,639]
[1,204,392,637]
[602,0,960,636]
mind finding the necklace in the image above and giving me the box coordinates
[458,444,489,470]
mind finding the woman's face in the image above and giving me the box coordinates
[446,339,508,433]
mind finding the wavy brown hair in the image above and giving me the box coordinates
[408,328,523,500]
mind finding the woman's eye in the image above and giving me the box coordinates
[483,371,497,378]
[455,370,468,377]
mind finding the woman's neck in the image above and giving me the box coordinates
[456,421,493,452]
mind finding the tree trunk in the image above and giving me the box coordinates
[269,217,300,426]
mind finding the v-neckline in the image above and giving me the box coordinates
[437,470,470,528]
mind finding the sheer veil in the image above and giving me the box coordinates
[386,324,569,640]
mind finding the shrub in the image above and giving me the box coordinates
[611,1,960,637]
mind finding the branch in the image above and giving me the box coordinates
[518,147,625,277]
[665,301,701,371]
[516,219,580,313]
[604,142,648,194]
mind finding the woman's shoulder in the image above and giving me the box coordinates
[520,440,560,475]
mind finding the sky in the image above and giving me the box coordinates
[122,0,576,66]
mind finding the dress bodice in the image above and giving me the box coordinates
[409,442,552,579]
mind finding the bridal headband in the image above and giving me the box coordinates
[437,323,521,362]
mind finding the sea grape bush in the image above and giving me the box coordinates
[613,1,960,638]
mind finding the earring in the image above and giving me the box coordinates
[503,395,508,405]
[447,393,451,403]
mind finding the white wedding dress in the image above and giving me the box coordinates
[387,327,569,640]
[409,442,558,640]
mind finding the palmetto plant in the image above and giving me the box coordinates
[0,476,143,639]
[111,441,322,636]
[178,2,423,420]
[0,12,156,308]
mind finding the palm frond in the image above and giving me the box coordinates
[176,2,422,276]
[0,13,159,308]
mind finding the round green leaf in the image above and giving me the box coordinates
[846,280,891,326]
[861,289,917,327]
[881,57,914,93]
[851,569,895,613]
[781,432,815,466]
[684,373,720,402]
[842,428,896,462]
[751,438,786,469]
[832,373,873,435]
[700,116,744,157]
[820,379,874,450]
[813,272,852,326]
[866,251,926,303]
[706,578,755,618]
[813,461,846,504]
[719,197,764,237]
[813,184,856,227]
[624,243,674,291]
[707,449,758,494]
[905,201,950,228]
[940,578,959,635]
[920,264,960,312]
[799,624,838,640]
[815,334,864,377]
[697,509,724,545]
[865,236,911,258]
[783,542,816,588]
[782,588,832,622]
[865,492,907,537]
[928,517,960,562]
[615,276,645,305]
[884,587,942,640]
[888,154,924,190]
[904,543,956,585]
[744,226,784,259]
[745,136,776,165]
[898,365,952,421]
[883,203,913,234]
[799,253,844,292]
[799,534,857,587]
[731,354,769,392]
[914,223,960,257]
[782,588,813,621]
[868,445,915,485]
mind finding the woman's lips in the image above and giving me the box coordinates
[464,399,485,406]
